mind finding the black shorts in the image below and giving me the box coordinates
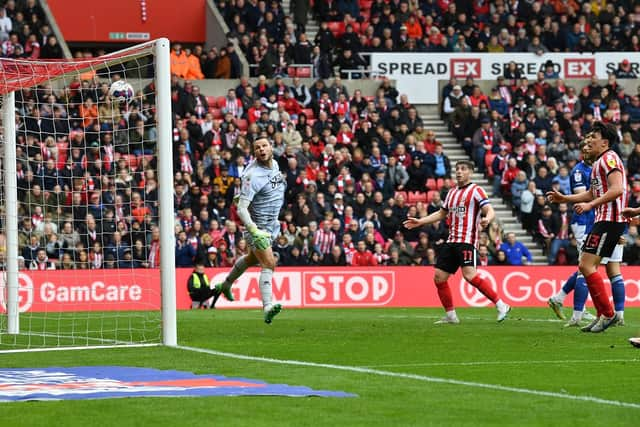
[435,243,476,274]
[189,288,216,303]
[582,221,626,258]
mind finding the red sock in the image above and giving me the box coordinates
[435,280,454,311]
[469,274,498,303]
[585,272,614,318]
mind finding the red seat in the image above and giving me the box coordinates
[206,96,217,108]
[296,66,311,78]
[287,67,297,77]
[364,96,375,102]
[302,108,315,119]
[350,22,360,33]
[307,118,316,127]
[216,96,227,109]
[211,108,223,119]
[235,118,248,131]
[407,191,427,204]
[436,178,444,190]
[327,22,345,36]
[359,0,373,9]
[359,22,370,34]
[426,178,437,190]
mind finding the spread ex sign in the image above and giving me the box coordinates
[450,58,481,79]
[564,58,595,78]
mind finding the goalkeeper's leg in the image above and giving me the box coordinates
[212,252,258,307]
[253,246,282,324]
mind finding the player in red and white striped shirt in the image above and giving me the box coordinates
[404,160,511,324]
[547,122,627,332]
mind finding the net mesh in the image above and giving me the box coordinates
[0,45,165,350]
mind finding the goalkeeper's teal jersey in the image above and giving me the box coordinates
[239,159,286,239]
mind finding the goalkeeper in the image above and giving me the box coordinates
[211,137,285,323]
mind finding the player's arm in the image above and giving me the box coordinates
[403,208,447,229]
[236,198,256,229]
[622,206,640,218]
[479,203,494,229]
[574,170,624,214]
[546,188,593,204]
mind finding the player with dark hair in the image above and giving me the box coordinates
[548,137,626,327]
[547,122,627,332]
[210,137,285,324]
[404,160,511,324]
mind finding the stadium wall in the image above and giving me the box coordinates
[3,267,640,312]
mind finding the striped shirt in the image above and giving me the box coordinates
[443,183,490,245]
[313,228,336,255]
[590,149,627,223]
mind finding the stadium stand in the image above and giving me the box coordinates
[12,0,640,269]
[0,0,63,59]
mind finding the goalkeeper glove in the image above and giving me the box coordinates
[247,224,271,251]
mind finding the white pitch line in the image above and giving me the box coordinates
[177,345,640,410]
[364,358,640,368]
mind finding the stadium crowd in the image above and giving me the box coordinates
[0,0,63,59]
[442,67,640,266]
[208,0,640,79]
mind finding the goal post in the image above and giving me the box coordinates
[0,38,176,352]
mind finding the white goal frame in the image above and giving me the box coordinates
[1,38,176,350]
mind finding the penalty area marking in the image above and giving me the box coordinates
[177,345,640,409]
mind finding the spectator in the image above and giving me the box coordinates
[424,142,451,179]
[499,232,533,266]
[614,59,637,79]
[187,261,214,309]
[472,117,504,172]
[351,240,377,266]
[170,43,188,78]
[321,244,347,266]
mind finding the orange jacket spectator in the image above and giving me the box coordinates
[170,46,189,78]
[551,0,579,14]
[79,100,98,128]
[214,49,231,79]
[213,172,234,195]
[185,51,204,80]
[405,17,423,40]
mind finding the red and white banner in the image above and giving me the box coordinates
[370,52,640,103]
[2,267,640,313]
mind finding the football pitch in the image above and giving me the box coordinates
[2,307,640,426]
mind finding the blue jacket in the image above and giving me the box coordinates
[175,241,197,267]
[499,241,532,266]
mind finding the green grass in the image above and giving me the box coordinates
[2,307,640,426]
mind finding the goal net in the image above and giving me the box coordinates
[0,39,176,352]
